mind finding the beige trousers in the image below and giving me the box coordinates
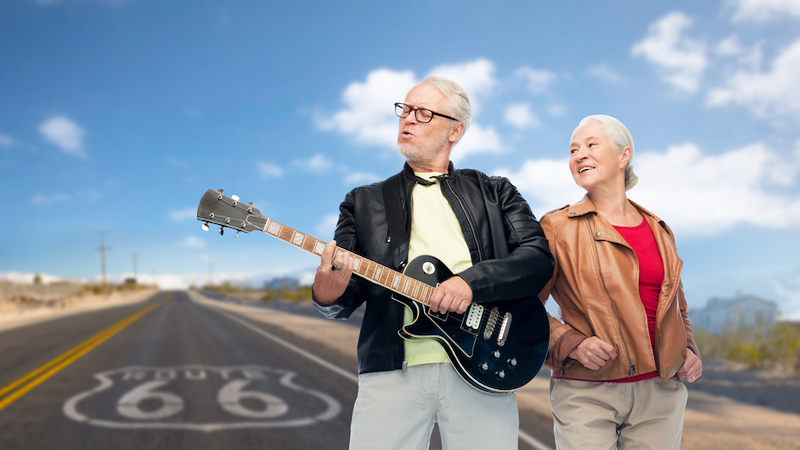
[550,377,687,450]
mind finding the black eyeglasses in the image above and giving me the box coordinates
[395,103,459,123]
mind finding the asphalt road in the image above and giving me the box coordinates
[0,291,554,450]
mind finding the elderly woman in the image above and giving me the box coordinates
[538,115,702,449]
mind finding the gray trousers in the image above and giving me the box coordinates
[349,363,519,450]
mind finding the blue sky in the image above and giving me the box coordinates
[2,0,800,319]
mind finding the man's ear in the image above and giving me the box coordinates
[449,123,465,143]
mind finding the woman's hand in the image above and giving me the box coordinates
[569,336,618,370]
[677,350,702,383]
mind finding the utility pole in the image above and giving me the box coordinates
[97,233,109,286]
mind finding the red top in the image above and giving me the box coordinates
[610,213,663,382]
[555,213,664,383]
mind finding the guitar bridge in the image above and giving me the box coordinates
[483,307,500,340]
[497,313,512,346]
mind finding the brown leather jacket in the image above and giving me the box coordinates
[538,196,700,381]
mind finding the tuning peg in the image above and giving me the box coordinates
[231,195,239,201]
[201,223,210,231]
[219,227,224,236]
[217,189,224,194]
[235,231,239,240]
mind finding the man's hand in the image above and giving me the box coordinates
[677,350,702,383]
[569,336,618,370]
[429,276,472,314]
[312,240,353,305]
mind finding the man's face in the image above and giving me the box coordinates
[397,83,458,171]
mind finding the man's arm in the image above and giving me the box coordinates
[457,176,554,303]
[312,189,365,320]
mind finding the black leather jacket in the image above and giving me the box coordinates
[313,162,554,375]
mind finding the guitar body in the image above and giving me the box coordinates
[393,255,549,394]
[196,189,549,394]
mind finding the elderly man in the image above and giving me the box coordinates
[312,75,553,449]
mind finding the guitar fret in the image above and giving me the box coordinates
[292,230,306,247]
[391,273,400,290]
[267,220,281,236]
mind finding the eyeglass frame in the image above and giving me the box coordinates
[394,102,459,123]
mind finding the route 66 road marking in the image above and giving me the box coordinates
[63,365,341,432]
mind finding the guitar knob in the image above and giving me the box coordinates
[496,370,506,380]
[508,358,518,368]
[491,350,501,360]
[479,362,489,373]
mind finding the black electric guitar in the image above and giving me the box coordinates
[197,189,549,394]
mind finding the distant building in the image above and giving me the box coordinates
[691,292,779,335]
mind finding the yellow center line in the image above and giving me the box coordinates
[0,292,171,412]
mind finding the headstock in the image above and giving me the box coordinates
[196,189,267,238]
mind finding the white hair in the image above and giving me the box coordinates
[576,114,639,191]
[417,75,471,145]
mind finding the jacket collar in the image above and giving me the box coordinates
[567,194,665,227]
[401,161,454,186]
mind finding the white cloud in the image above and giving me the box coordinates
[428,59,498,114]
[453,123,504,162]
[344,171,381,186]
[772,275,800,320]
[504,103,541,130]
[168,208,196,221]
[315,68,416,148]
[495,158,585,217]
[316,214,339,240]
[0,132,13,147]
[730,0,800,22]
[256,161,283,178]
[38,115,87,158]
[498,141,800,235]
[294,153,334,173]
[548,104,567,117]
[716,35,745,57]
[182,236,207,249]
[707,38,800,121]
[32,190,101,205]
[514,67,558,94]
[631,11,708,93]
[587,63,623,83]
[316,60,506,162]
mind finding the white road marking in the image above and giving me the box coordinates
[206,302,553,449]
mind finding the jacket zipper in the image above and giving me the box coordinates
[586,217,636,377]
[440,176,484,262]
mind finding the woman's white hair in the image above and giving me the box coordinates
[417,75,471,145]
[576,114,639,191]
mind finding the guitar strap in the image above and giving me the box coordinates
[381,173,409,269]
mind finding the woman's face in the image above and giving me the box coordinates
[568,122,629,193]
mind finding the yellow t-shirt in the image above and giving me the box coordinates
[403,172,473,367]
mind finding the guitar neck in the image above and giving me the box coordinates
[257,217,435,306]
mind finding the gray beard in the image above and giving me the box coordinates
[398,130,449,167]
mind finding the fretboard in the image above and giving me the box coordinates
[261,217,434,306]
